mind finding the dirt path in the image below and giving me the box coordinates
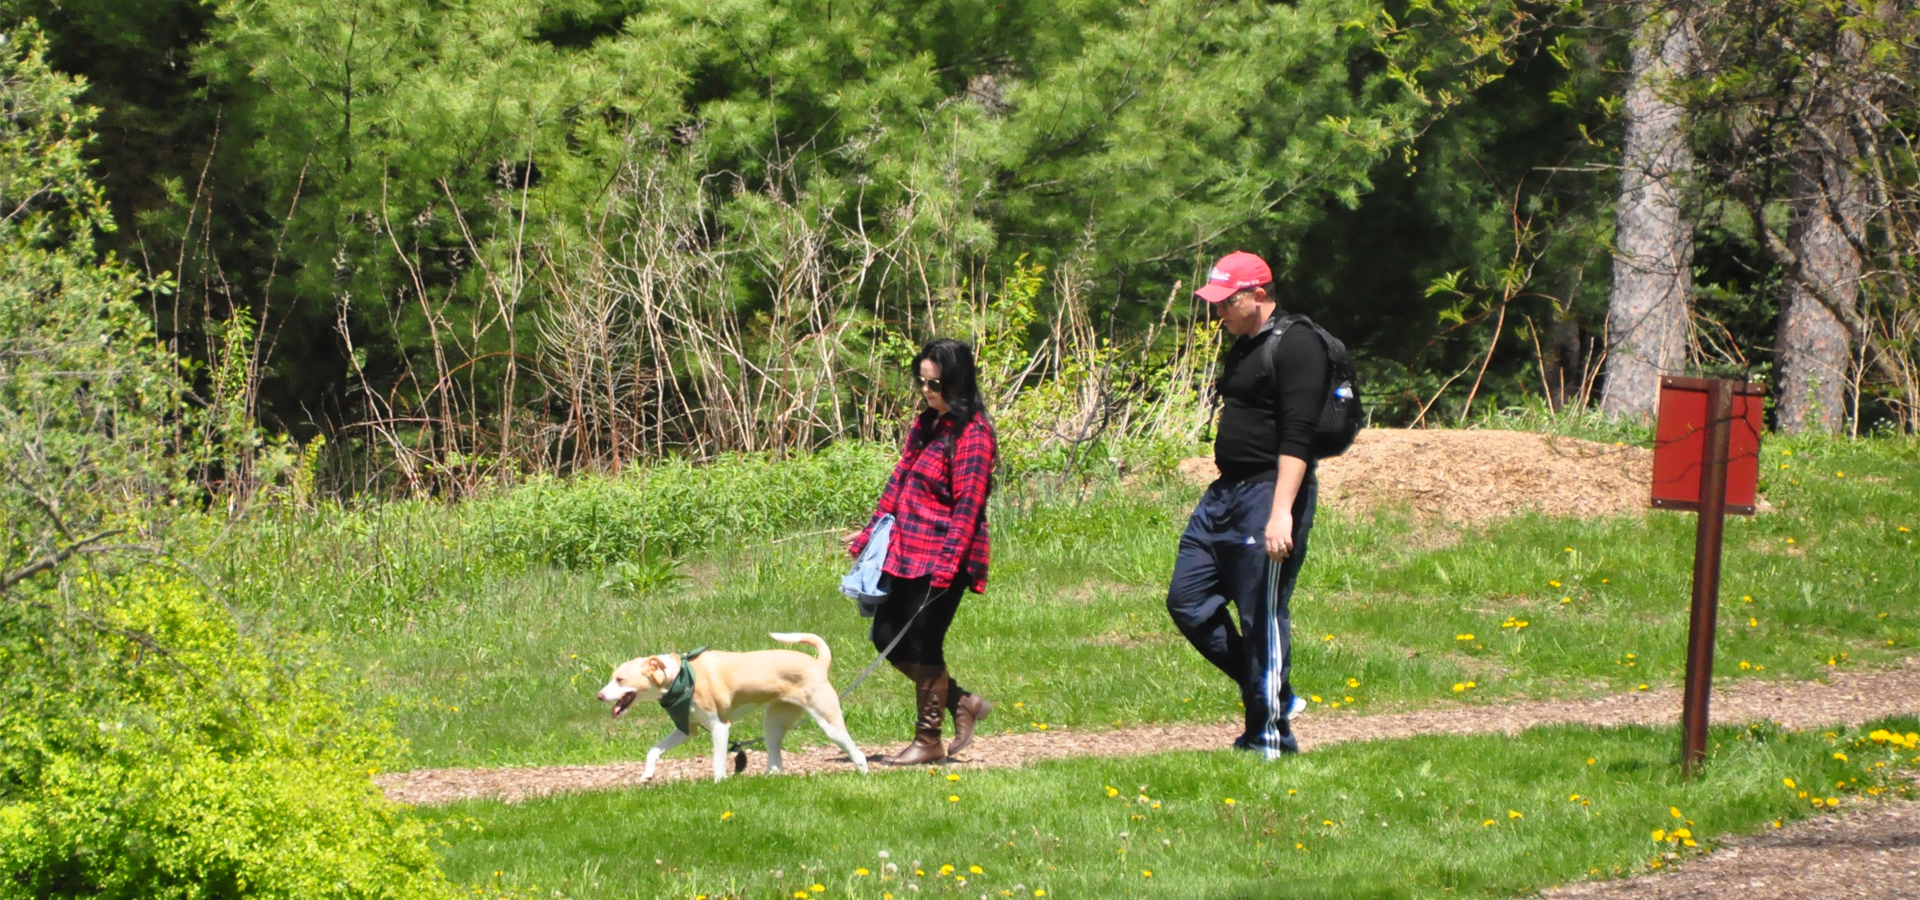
[1543,784,1920,899]
[377,660,1918,806]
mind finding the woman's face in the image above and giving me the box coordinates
[918,359,949,414]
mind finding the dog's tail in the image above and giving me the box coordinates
[768,632,830,668]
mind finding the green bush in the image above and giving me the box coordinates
[465,442,895,569]
[0,569,457,900]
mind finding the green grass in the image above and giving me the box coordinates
[422,717,1920,900]
[216,431,1920,770]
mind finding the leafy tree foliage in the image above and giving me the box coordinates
[177,0,1423,449]
[0,26,460,898]
[0,23,176,582]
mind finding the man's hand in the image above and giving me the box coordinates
[1264,510,1294,561]
[1267,454,1309,562]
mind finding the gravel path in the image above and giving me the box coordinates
[376,660,1918,806]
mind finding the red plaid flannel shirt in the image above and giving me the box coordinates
[849,410,996,591]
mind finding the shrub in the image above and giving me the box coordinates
[465,441,895,569]
[0,570,457,900]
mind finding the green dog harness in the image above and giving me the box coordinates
[656,647,709,735]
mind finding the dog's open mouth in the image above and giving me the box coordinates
[610,690,637,719]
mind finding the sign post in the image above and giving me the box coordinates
[1651,377,1764,776]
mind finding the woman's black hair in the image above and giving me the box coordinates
[912,338,989,427]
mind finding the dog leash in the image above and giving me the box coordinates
[838,588,942,700]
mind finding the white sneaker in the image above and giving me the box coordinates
[1287,695,1307,719]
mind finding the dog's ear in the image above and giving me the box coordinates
[644,656,668,680]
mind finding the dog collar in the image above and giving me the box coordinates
[656,647,708,735]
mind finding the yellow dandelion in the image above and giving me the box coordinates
[1106,785,1119,797]
[720,811,733,820]
[810,884,825,893]
[1456,633,1475,641]
[1670,807,1682,818]
[1549,580,1561,588]
[948,795,960,802]
[970,866,983,875]
[1346,678,1360,688]
[1833,752,1848,762]
[794,892,808,899]
[1482,819,1495,827]
[856,868,870,877]
[1223,798,1236,806]
[1141,870,1153,878]
[1508,810,1522,819]
[1651,829,1666,841]
[947,773,961,782]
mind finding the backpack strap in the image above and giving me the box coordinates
[1259,314,1324,387]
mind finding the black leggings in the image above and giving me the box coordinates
[869,575,969,667]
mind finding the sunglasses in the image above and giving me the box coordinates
[916,376,944,392]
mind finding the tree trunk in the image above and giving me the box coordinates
[1774,164,1863,433]
[1773,56,1867,434]
[1600,7,1695,421]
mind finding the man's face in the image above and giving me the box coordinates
[1212,287,1269,337]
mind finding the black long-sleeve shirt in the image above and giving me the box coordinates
[1213,309,1329,481]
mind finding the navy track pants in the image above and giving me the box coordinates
[1165,471,1316,757]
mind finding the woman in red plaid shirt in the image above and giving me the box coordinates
[847,339,997,765]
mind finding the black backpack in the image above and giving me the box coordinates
[1259,315,1364,458]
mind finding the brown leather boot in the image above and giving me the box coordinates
[944,679,992,757]
[882,665,947,765]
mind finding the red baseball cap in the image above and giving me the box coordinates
[1194,251,1273,303]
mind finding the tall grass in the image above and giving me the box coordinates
[201,430,1920,770]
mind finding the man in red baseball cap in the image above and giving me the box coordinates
[1166,251,1328,758]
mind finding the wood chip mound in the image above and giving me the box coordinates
[1179,428,1654,523]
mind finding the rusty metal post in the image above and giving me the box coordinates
[1680,378,1733,776]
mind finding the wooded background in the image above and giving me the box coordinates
[5,0,1918,496]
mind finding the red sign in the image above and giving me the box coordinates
[1651,377,1764,515]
